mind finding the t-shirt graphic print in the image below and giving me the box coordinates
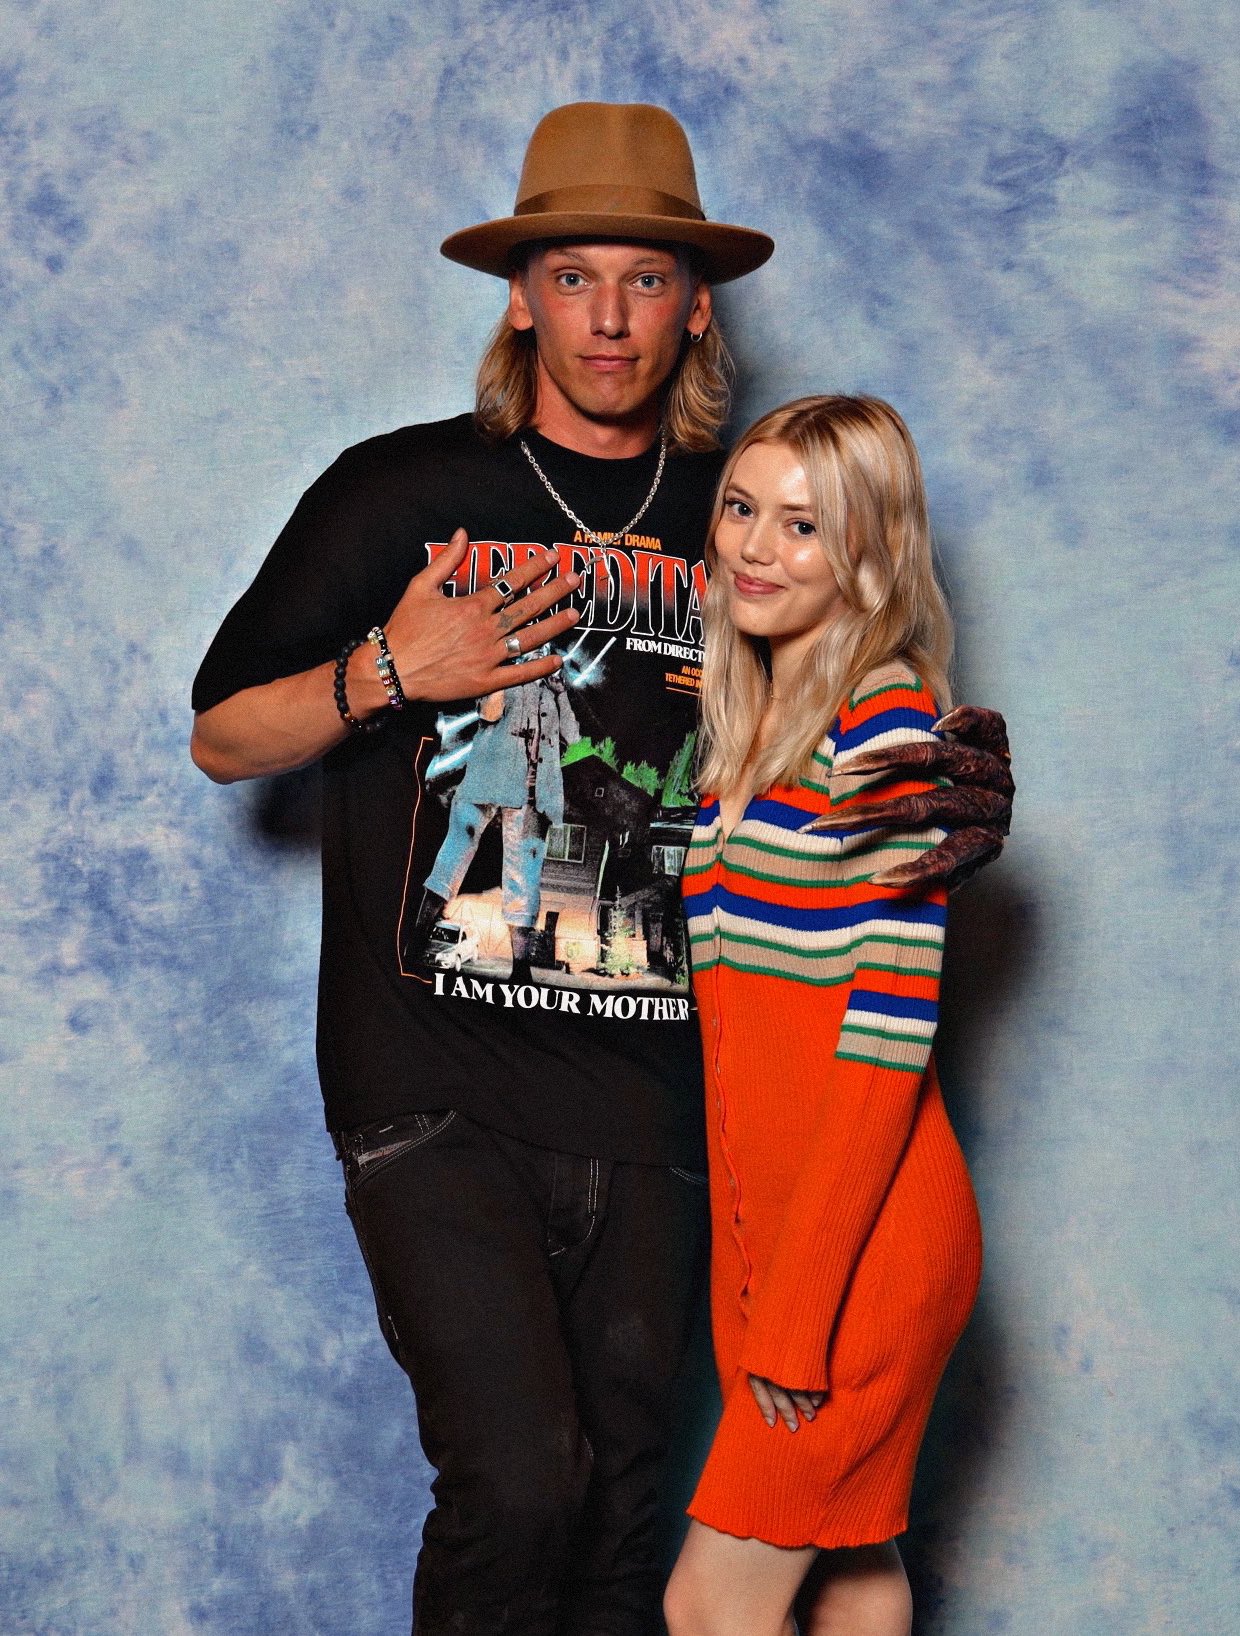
[398,526,707,1007]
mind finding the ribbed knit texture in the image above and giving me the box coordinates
[682,664,984,1549]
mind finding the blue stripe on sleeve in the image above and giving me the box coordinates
[834,706,939,755]
[846,989,939,1022]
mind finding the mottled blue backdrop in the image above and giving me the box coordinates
[2,2,1236,1632]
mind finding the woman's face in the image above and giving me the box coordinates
[713,440,847,661]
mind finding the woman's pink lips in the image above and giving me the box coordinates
[733,573,783,595]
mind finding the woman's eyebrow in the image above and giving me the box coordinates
[724,483,814,514]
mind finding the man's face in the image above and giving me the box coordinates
[507,242,712,436]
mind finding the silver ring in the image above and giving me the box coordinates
[504,635,521,657]
[492,577,514,603]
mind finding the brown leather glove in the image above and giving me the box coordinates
[806,705,1014,894]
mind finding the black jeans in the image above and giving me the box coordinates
[336,1108,709,1636]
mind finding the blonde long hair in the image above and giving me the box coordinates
[697,395,953,798]
[473,248,734,454]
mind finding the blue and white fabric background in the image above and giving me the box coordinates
[2,2,1236,1631]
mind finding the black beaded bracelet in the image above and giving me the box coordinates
[333,638,383,735]
[366,625,407,711]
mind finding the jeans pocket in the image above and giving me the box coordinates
[341,1110,457,1189]
[669,1165,709,1187]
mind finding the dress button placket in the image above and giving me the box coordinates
[707,830,739,1225]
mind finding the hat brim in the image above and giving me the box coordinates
[440,212,774,284]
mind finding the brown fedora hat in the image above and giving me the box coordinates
[440,102,773,285]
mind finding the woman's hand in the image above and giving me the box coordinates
[748,1375,826,1431]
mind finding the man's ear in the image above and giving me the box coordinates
[507,272,535,333]
[686,279,713,339]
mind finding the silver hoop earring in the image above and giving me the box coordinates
[688,330,704,344]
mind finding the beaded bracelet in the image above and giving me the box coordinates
[366,625,407,711]
[333,638,383,735]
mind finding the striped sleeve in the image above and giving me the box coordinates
[737,668,950,1393]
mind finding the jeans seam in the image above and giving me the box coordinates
[670,1165,708,1186]
[343,1194,405,1365]
[583,1157,599,1243]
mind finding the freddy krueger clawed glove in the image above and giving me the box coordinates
[806,705,1014,895]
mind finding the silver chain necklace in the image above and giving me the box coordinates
[518,431,668,547]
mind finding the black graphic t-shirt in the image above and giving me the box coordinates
[193,414,724,1164]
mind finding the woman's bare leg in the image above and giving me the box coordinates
[797,1541,912,1636]
[665,1520,816,1636]
[665,1523,912,1636]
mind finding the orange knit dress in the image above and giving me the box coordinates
[681,663,983,1549]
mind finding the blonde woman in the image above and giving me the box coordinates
[666,397,985,1636]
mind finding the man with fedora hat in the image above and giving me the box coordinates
[191,101,1010,1635]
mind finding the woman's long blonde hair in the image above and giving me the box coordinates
[697,395,953,798]
[473,247,734,454]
